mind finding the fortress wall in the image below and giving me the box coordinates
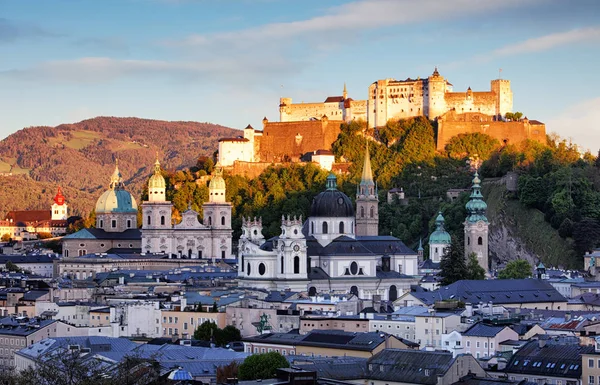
[258,120,343,162]
[281,102,344,122]
[437,113,547,151]
[229,161,283,179]
[347,100,368,121]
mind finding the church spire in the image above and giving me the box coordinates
[465,172,488,223]
[359,141,375,196]
[109,159,124,189]
[343,82,348,99]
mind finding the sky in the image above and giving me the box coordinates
[1,0,600,151]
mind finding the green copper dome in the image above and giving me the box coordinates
[95,162,138,214]
[466,172,488,223]
[209,167,226,191]
[429,211,451,244]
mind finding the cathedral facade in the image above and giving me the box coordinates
[141,160,233,259]
[237,147,419,301]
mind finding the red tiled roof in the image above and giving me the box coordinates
[5,210,51,223]
[324,96,344,103]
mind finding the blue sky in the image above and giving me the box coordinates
[1,0,600,151]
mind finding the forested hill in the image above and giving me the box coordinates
[0,116,238,217]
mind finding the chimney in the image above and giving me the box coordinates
[538,339,546,348]
[565,312,571,322]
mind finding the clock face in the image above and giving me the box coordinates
[293,245,300,252]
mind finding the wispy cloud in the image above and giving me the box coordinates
[164,0,534,50]
[0,18,60,43]
[0,56,303,85]
[491,26,600,57]
[72,37,129,53]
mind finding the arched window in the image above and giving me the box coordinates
[478,236,483,245]
[126,219,131,228]
[208,217,212,226]
[247,263,251,275]
[370,206,374,218]
[468,237,470,245]
[259,263,266,276]
[322,222,328,234]
[160,216,165,225]
[311,222,314,234]
[339,221,344,234]
[308,287,317,296]
[188,249,192,258]
[241,256,244,272]
[307,257,312,274]
[389,285,398,302]
[361,206,365,218]
[294,256,300,274]
[99,220,103,228]
[350,261,358,275]
[350,286,359,297]
[111,220,117,228]
[281,256,284,274]
[147,216,151,226]
[221,216,225,226]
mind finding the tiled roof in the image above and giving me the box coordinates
[0,318,56,336]
[290,356,368,380]
[505,339,593,378]
[411,279,566,305]
[324,96,344,103]
[63,228,141,240]
[367,349,456,385]
[462,322,509,337]
[0,255,56,264]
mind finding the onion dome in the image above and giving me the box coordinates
[310,173,355,217]
[429,211,451,244]
[148,157,166,190]
[465,172,488,223]
[53,187,66,205]
[209,166,226,191]
[95,161,138,214]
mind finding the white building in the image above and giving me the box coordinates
[141,159,233,259]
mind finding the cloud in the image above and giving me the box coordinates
[163,0,533,51]
[547,97,600,153]
[0,18,60,43]
[491,27,600,57]
[0,56,304,85]
[72,37,129,53]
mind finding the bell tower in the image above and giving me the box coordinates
[277,215,307,280]
[202,165,233,259]
[356,142,378,236]
[51,187,68,220]
[464,171,489,272]
[141,157,173,255]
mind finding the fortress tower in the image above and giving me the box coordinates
[427,67,448,118]
[491,79,513,118]
[356,143,379,236]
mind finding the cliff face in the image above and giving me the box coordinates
[483,177,576,269]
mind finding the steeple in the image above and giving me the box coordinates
[465,172,488,223]
[109,159,124,190]
[355,141,379,236]
[359,141,375,197]
[148,156,167,202]
[343,82,348,99]
[51,186,68,220]
[53,187,66,206]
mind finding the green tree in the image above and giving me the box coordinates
[193,320,218,342]
[498,259,532,279]
[238,352,290,380]
[445,133,500,161]
[219,325,242,346]
[5,261,20,272]
[211,301,219,312]
[439,237,468,286]
[466,252,486,280]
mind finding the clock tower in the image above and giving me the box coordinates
[464,171,489,272]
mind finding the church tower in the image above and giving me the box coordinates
[429,212,451,263]
[51,187,68,220]
[142,158,174,254]
[202,165,233,259]
[356,143,378,236]
[464,172,489,272]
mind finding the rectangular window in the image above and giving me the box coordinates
[590,376,595,385]
[476,341,480,348]
[590,359,595,369]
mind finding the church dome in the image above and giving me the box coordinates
[310,174,355,218]
[95,162,138,214]
[429,211,451,244]
[148,159,166,189]
[95,189,138,214]
[209,174,226,191]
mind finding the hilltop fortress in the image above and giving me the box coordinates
[218,69,546,171]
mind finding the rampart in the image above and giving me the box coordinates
[436,111,546,151]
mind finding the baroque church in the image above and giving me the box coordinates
[63,159,233,260]
[237,146,420,301]
[141,159,233,259]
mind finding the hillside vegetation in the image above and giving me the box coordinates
[0,116,238,216]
